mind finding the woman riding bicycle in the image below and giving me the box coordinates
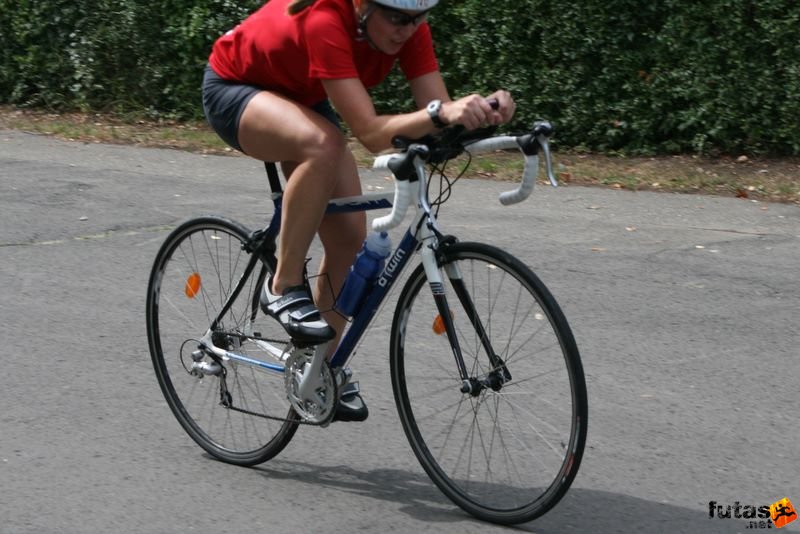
[202,0,515,421]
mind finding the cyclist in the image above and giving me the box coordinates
[202,0,515,421]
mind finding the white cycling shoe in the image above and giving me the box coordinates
[260,277,335,346]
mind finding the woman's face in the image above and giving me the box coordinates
[361,2,429,54]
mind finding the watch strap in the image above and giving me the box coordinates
[427,100,447,128]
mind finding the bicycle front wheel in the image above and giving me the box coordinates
[146,216,298,466]
[390,242,587,525]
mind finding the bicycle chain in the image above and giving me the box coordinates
[225,403,328,426]
[214,331,335,426]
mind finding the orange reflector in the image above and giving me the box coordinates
[185,272,201,298]
[432,311,454,335]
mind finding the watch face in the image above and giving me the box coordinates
[427,99,444,127]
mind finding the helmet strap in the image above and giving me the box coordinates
[355,4,378,49]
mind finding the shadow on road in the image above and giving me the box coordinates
[248,459,749,532]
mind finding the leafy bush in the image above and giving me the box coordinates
[1,0,798,154]
[412,0,800,155]
[0,0,261,116]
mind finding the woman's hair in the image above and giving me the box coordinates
[287,0,318,14]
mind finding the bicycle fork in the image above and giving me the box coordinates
[421,242,512,396]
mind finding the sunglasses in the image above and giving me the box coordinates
[374,4,431,27]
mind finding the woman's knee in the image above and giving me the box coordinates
[304,123,348,165]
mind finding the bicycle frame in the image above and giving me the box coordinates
[197,182,434,381]
[198,121,559,394]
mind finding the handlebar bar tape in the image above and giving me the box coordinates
[498,155,538,205]
[464,136,539,205]
[371,179,413,232]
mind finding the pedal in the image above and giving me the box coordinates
[336,367,353,389]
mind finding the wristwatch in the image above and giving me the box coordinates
[426,99,447,128]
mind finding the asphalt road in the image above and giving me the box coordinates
[1,130,799,534]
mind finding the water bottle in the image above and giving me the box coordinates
[336,231,392,317]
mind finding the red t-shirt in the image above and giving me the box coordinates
[209,0,439,106]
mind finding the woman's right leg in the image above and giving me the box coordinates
[237,91,350,295]
[236,90,370,421]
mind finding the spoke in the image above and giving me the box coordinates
[485,393,528,499]
[498,393,570,460]
[493,393,553,487]
[430,394,470,461]
[160,293,202,333]
[504,366,566,388]
[413,393,474,428]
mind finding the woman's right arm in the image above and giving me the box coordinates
[323,76,502,153]
[323,78,438,153]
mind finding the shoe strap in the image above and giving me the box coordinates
[286,302,321,322]
[340,381,360,396]
[267,287,313,315]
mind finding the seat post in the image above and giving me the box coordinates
[264,162,283,194]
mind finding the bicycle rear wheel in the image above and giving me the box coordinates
[146,216,298,466]
[390,242,587,525]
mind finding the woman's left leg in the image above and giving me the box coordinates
[281,147,366,356]
[317,149,366,345]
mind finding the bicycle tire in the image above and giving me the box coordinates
[390,241,587,525]
[146,216,298,466]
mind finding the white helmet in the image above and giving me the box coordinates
[371,0,439,10]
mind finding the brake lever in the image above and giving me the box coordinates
[531,120,558,187]
[538,135,558,187]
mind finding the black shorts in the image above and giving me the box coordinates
[201,65,341,153]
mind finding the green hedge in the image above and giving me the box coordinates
[0,0,261,117]
[1,0,799,154]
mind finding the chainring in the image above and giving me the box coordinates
[283,348,337,424]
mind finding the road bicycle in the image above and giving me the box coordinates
[146,120,588,525]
